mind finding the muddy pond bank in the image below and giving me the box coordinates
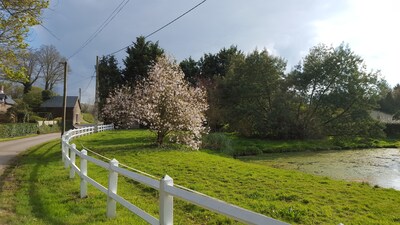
[241,148,400,190]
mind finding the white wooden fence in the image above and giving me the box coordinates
[61,125,289,225]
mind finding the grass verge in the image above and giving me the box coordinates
[0,130,399,224]
[0,134,38,142]
[226,133,400,156]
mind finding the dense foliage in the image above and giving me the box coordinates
[98,36,164,117]
[286,44,384,139]
[0,0,48,80]
[122,36,164,86]
[180,44,387,140]
[0,123,37,138]
[379,84,400,116]
[98,55,121,115]
[98,37,394,141]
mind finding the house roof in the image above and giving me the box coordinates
[41,96,79,108]
[0,93,16,105]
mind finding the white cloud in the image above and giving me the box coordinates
[27,0,400,103]
[313,0,400,86]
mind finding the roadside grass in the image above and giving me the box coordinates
[0,134,38,142]
[0,130,399,224]
[228,133,400,155]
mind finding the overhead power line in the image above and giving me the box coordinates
[107,0,207,56]
[80,70,96,96]
[39,24,61,41]
[68,0,130,59]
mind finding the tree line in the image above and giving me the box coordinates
[99,36,396,140]
[0,45,69,122]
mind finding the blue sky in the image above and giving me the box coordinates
[29,0,400,103]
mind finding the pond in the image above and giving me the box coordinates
[241,148,400,190]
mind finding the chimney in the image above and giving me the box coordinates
[0,86,4,94]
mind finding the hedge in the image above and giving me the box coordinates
[0,123,38,138]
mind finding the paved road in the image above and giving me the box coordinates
[0,133,60,175]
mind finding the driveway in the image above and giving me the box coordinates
[0,133,60,175]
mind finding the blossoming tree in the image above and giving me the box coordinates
[103,56,209,149]
[102,85,137,129]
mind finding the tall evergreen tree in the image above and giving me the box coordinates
[98,55,121,117]
[122,36,164,87]
[179,57,200,86]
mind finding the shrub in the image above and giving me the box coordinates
[233,145,263,157]
[54,117,62,124]
[38,124,60,134]
[202,133,233,155]
[29,115,45,123]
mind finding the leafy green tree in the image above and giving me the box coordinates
[179,57,200,86]
[41,89,56,101]
[0,0,48,80]
[377,80,394,114]
[7,99,31,122]
[288,44,384,138]
[198,45,242,81]
[23,86,43,110]
[217,49,287,137]
[196,46,245,131]
[122,36,164,87]
[98,55,121,115]
[379,84,400,114]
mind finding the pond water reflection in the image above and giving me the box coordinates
[242,148,400,190]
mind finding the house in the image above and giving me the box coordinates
[370,110,400,124]
[0,86,15,114]
[40,96,82,127]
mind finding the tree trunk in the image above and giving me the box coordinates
[157,131,164,146]
[23,83,32,94]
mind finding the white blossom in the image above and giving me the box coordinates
[102,56,209,149]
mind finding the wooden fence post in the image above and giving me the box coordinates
[80,149,88,198]
[69,144,76,178]
[107,159,119,218]
[160,175,174,225]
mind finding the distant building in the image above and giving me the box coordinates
[0,86,15,114]
[370,110,400,124]
[40,96,82,127]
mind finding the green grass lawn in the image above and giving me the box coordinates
[0,130,400,224]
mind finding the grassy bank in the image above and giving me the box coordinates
[82,113,95,124]
[224,133,400,156]
[0,130,399,224]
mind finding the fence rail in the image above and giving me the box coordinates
[61,125,289,225]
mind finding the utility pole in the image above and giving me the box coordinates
[61,61,68,136]
[94,56,99,132]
